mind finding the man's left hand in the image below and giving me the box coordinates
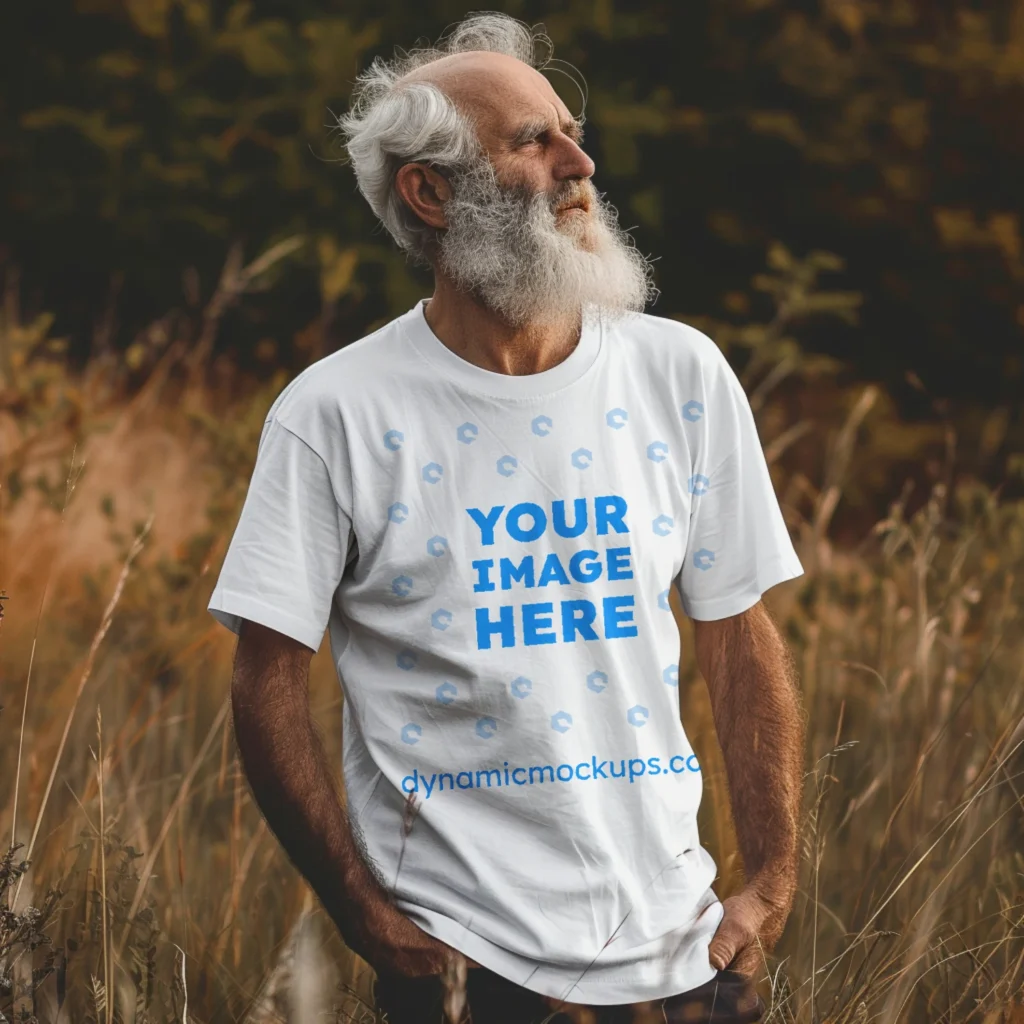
[707,886,778,978]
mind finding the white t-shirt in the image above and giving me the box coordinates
[208,298,804,1005]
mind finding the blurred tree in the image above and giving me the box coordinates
[0,0,1021,429]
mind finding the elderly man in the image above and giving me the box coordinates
[208,11,805,1024]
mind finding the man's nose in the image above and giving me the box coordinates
[563,148,596,182]
[552,135,596,184]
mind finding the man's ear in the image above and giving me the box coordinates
[394,162,452,231]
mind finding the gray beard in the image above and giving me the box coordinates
[435,159,660,329]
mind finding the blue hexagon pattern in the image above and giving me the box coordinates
[652,514,674,536]
[435,681,457,705]
[646,441,668,463]
[476,717,497,739]
[388,502,409,524]
[431,608,453,630]
[586,670,608,693]
[510,676,532,699]
[531,415,553,437]
[663,663,679,687]
[627,705,649,727]
[688,474,710,496]
[421,462,443,484]
[693,548,716,571]
[391,575,413,597]
[457,422,479,445]
[400,723,422,744]
[606,408,628,429]
[571,448,592,469]
[383,429,404,451]
[550,711,573,733]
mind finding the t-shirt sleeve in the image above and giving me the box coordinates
[675,337,804,621]
[207,416,352,652]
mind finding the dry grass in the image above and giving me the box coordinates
[1,250,1022,1022]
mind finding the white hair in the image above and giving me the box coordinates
[331,12,578,266]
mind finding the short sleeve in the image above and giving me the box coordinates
[675,342,803,621]
[207,416,352,652]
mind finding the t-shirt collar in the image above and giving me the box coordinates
[401,297,603,399]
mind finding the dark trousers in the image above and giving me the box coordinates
[374,965,767,1023]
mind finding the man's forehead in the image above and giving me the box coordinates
[400,51,572,140]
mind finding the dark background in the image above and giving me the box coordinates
[2,0,1022,445]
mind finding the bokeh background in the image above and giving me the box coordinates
[1,2,1023,1022]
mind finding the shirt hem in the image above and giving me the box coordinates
[400,901,724,1005]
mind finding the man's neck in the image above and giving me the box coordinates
[423,276,582,377]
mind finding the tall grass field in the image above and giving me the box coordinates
[2,246,1022,1023]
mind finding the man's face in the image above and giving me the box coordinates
[435,154,657,329]
[480,79,598,247]
[401,52,658,327]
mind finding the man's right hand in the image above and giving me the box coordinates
[339,880,464,978]
[231,623,463,979]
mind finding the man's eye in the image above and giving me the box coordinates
[518,130,583,148]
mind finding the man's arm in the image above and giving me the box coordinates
[692,599,805,974]
[230,618,455,977]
